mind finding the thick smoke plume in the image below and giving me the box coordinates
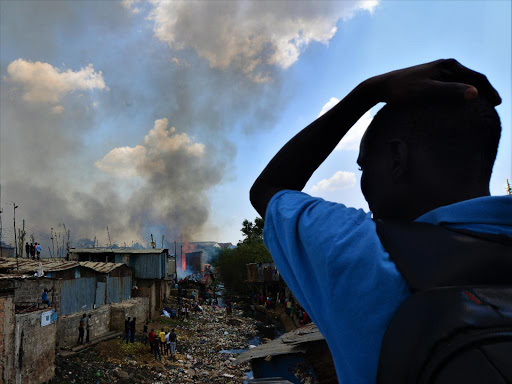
[0,0,377,254]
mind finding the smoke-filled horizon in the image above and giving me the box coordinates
[0,1,380,253]
[1,1,510,255]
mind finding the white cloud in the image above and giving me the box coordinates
[95,118,205,178]
[5,59,106,104]
[311,171,356,193]
[51,105,64,114]
[337,110,373,151]
[123,1,379,81]
[318,97,340,118]
[317,98,373,151]
[121,0,142,14]
[95,145,147,178]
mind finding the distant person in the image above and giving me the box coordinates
[153,332,162,361]
[164,330,170,355]
[129,317,136,343]
[159,328,166,354]
[86,314,92,343]
[148,329,156,353]
[169,328,177,358]
[41,288,52,307]
[35,243,41,259]
[30,243,36,259]
[180,305,186,319]
[122,316,130,344]
[143,320,149,345]
[250,59,508,383]
[77,313,86,345]
[25,242,30,259]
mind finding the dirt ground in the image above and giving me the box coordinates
[52,302,259,383]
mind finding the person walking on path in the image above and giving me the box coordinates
[35,243,41,259]
[158,328,166,355]
[148,329,155,353]
[169,329,177,359]
[77,313,86,345]
[86,314,92,343]
[30,243,36,259]
[25,242,30,259]
[153,333,162,361]
[121,317,130,344]
[143,320,149,345]
[164,330,170,356]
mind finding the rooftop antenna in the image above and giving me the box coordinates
[507,179,512,195]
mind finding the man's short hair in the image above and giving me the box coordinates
[364,98,501,182]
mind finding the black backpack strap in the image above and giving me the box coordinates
[375,220,512,292]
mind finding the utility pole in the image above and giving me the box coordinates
[174,241,178,282]
[507,179,512,195]
[93,236,96,249]
[107,226,112,248]
[19,220,26,258]
[13,202,18,258]
[51,228,55,258]
[161,235,164,248]
[0,184,3,248]
[150,234,155,249]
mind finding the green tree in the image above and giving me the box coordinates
[215,218,272,294]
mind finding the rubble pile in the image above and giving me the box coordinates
[53,301,260,383]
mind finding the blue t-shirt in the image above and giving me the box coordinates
[264,191,512,384]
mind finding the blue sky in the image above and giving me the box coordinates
[0,1,510,247]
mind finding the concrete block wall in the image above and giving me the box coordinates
[137,280,157,319]
[14,279,60,313]
[0,295,14,384]
[13,310,56,384]
[110,298,149,333]
[56,305,110,348]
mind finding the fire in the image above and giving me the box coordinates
[181,242,195,271]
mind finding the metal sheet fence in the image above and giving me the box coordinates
[60,277,96,315]
[106,276,132,304]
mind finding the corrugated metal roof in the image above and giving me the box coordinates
[0,258,79,273]
[236,324,324,364]
[79,261,126,274]
[69,248,168,255]
[0,258,129,275]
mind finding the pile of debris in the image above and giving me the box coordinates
[53,301,260,383]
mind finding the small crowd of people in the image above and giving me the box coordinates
[147,326,178,361]
[24,242,41,259]
[285,297,311,327]
[77,313,92,345]
[121,316,138,344]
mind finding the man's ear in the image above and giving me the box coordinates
[387,139,408,181]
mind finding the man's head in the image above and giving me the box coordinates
[358,98,501,220]
[82,313,86,318]
[88,314,91,318]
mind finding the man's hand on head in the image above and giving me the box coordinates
[365,59,501,106]
[250,59,501,219]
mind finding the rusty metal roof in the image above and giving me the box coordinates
[0,258,78,274]
[78,261,126,274]
[69,248,168,254]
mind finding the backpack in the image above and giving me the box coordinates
[375,220,512,384]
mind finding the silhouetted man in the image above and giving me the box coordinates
[250,59,509,383]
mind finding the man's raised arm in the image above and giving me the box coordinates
[250,59,500,218]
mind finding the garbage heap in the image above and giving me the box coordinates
[54,298,260,383]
